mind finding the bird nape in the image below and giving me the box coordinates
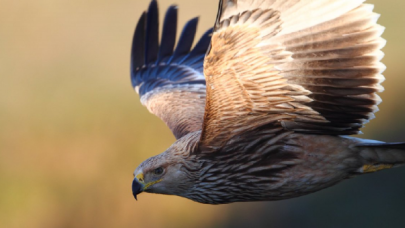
[129,0,405,205]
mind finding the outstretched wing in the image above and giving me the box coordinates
[200,0,385,149]
[131,1,212,139]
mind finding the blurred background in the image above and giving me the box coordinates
[1,0,405,227]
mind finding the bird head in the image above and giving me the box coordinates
[132,132,201,200]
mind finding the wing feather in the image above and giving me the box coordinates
[200,0,385,149]
[131,1,212,139]
[158,5,177,61]
[145,0,159,64]
[172,18,199,59]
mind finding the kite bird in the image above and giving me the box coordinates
[130,0,405,204]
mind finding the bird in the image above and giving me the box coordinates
[130,0,405,204]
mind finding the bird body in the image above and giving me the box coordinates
[130,0,405,204]
[136,130,405,204]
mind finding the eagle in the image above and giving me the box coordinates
[130,0,405,204]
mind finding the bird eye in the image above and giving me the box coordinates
[154,167,164,175]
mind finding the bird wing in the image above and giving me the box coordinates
[200,0,385,150]
[131,1,212,139]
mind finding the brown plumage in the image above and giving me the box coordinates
[130,0,405,204]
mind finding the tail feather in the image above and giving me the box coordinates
[356,142,405,150]
[356,140,405,173]
[355,141,405,173]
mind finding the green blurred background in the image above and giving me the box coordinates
[1,0,405,227]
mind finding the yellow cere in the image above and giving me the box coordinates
[136,173,144,182]
[362,164,394,173]
[135,172,162,190]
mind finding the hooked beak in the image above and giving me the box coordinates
[132,177,143,200]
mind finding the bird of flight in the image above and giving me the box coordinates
[130,0,405,204]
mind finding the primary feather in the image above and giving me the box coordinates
[131,0,212,139]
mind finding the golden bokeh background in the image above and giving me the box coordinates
[1,0,405,227]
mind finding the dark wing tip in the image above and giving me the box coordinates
[158,5,178,61]
[173,17,199,58]
[145,0,159,64]
[191,28,213,55]
[130,1,212,93]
